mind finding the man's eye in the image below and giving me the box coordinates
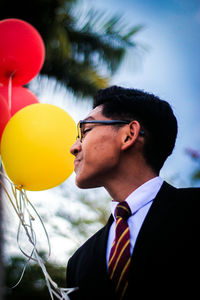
[82,128,92,137]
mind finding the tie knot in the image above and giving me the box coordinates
[114,201,131,220]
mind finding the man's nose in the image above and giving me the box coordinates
[70,140,82,156]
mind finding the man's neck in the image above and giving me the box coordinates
[104,167,158,202]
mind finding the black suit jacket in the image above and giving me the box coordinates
[66,182,200,299]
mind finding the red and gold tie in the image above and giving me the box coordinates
[108,201,132,299]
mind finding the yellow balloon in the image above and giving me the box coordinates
[0,103,76,191]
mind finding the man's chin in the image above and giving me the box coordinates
[75,177,101,189]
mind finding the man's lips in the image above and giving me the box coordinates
[74,159,81,168]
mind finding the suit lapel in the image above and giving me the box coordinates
[92,215,114,276]
[129,181,178,271]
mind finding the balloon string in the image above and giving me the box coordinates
[0,171,78,299]
[8,75,13,112]
[24,190,51,257]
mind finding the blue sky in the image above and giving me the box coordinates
[84,0,200,186]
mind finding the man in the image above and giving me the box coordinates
[66,86,200,300]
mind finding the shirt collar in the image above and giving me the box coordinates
[110,176,163,219]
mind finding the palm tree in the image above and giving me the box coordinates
[0,0,142,97]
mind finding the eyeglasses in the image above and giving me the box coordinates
[76,120,144,142]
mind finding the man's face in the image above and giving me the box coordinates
[70,105,122,189]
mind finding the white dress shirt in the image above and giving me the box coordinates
[106,176,164,267]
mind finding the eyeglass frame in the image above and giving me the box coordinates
[76,120,144,142]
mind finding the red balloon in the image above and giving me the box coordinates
[0,95,10,144]
[0,19,45,86]
[0,86,39,116]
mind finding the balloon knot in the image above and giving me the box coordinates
[16,184,23,191]
[5,70,16,78]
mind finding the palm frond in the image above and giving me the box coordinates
[0,0,144,98]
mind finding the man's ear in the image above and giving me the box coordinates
[120,120,141,151]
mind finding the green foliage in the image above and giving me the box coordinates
[4,255,66,300]
[192,170,200,180]
[0,0,143,97]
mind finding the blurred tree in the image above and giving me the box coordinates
[0,0,143,98]
[2,186,110,299]
[4,255,66,300]
[54,183,111,246]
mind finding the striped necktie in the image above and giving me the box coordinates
[108,201,132,299]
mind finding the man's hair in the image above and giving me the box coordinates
[93,85,178,173]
